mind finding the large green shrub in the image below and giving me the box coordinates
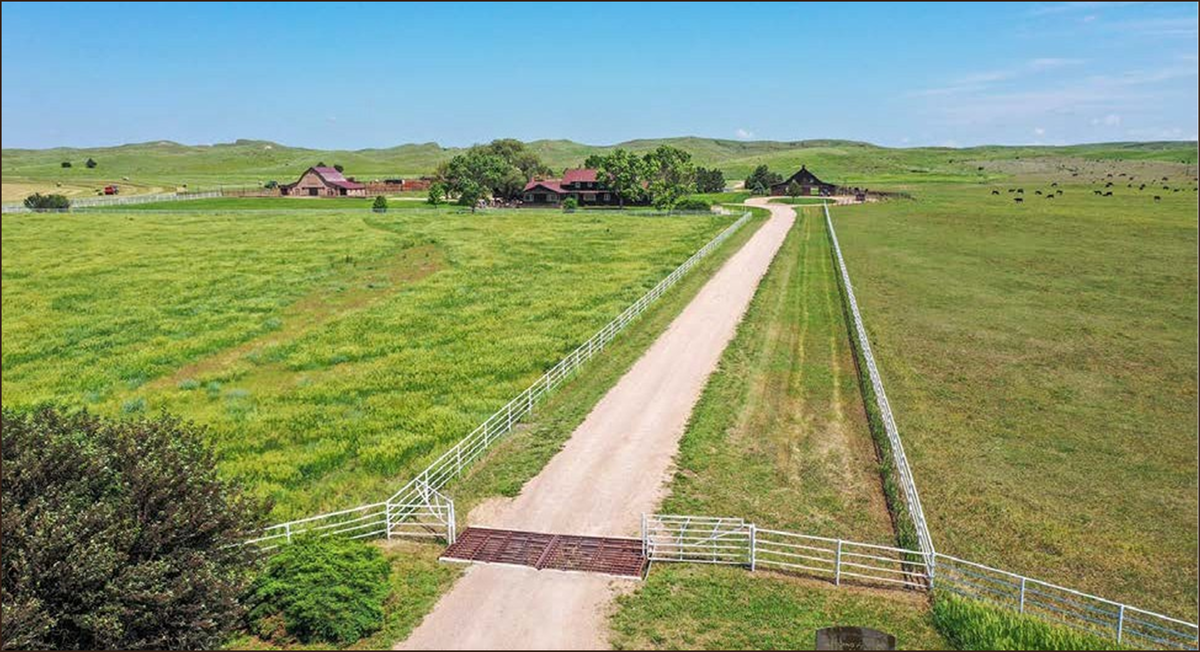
[932,593,1122,650]
[0,407,267,650]
[562,196,579,212]
[22,193,70,209]
[246,537,391,645]
[674,197,712,212]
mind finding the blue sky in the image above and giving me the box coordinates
[2,1,1196,149]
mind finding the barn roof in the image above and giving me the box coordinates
[562,168,598,184]
[311,166,365,189]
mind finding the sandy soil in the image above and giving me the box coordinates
[398,200,796,650]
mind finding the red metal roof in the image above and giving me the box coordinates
[312,166,365,189]
[524,179,564,193]
[562,168,598,184]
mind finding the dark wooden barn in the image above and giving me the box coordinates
[770,166,837,196]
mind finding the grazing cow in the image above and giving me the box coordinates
[1163,185,1170,190]
[1056,190,1063,195]
[1035,190,1043,195]
[1154,195,1162,202]
[1105,182,1113,187]
[1104,191,1113,196]
[1046,194,1055,200]
[1051,182,1058,187]
[1016,188,1024,194]
[1094,190,1103,195]
[991,190,1000,195]
[1007,188,1015,193]
[1139,184,1146,190]
[1014,197,1023,203]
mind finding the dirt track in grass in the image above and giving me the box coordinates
[397,200,795,650]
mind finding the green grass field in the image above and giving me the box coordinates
[833,182,1198,620]
[1,205,735,520]
[5,138,1195,200]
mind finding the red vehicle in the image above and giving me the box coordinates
[103,185,119,195]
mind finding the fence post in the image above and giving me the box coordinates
[835,540,843,586]
[1117,604,1125,644]
[385,502,393,540]
[285,522,292,544]
[447,501,456,546]
[749,524,757,571]
[641,513,648,558]
[1019,577,1027,613]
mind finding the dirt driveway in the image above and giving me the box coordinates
[398,200,796,650]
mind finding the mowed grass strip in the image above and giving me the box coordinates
[610,205,926,649]
[1,206,735,520]
[658,206,895,542]
[610,564,946,650]
[832,184,1198,619]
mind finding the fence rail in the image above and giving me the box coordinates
[643,513,1198,650]
[250,211,753,544]
[823,202,935,570]
[2,190,223,212]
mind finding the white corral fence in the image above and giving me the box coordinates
[2,190,223,213]
[644,514,1198,649]
[642,515,928,590]
[823,202,936,571]
[250,212,753,545]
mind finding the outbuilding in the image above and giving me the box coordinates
[280,166,367,197]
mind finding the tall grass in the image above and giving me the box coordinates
[931,593,1122,651]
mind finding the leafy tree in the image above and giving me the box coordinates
[594,148,649,208]
[644,145,695,211]
[264,180,278,189]
[456,178,489,212]
[334,164,345,173]
[372,195,388,212]
[562,196,579,212]
[483,138,552,180]
[22,193,70,210]
[745,165,782,195]
[316,161,327,167]
[787,180,803,198]
[582,153,607,170]
[61,161,72,168]
[437,140,551,201]
[0,407,268,650]
[245,537,390,646]
[85,158,97,169]
[427,181,448,206]
[694,167,726,193]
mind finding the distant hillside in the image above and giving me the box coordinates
[3,137,1196,199]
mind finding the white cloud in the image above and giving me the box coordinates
[1034,127,1047,136]
[1082,14,1098,22]
[734,128,754,139]
[1091,113,1122,126]
[326,116,338,124]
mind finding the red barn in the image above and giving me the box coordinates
[280,166,367,197]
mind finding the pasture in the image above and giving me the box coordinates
[1,206,735,520]
[833,182,1198,620]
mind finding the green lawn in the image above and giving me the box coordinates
[832,183,1198,620]
[1,205,736,521]
[655,207,894,542]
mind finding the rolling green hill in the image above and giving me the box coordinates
[3,137,1196,200]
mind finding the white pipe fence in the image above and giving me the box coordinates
[251,211,753,544]
[2,190,223,212]
[823,202,936,572]
[643,514,1198,650]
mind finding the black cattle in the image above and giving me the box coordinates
[1051,182,1058,187]
[1154,195,1162,202]
[1094,190,1103,195]
[1105,182,1113,187]
[1056,190,1063,195]
[1103,191,1113,196]
[991,190,1000,195]
[1016,188,1024,194]
[1035,190,1043,195]
[1014,197,1024,203]
[1046,194,1055,199]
